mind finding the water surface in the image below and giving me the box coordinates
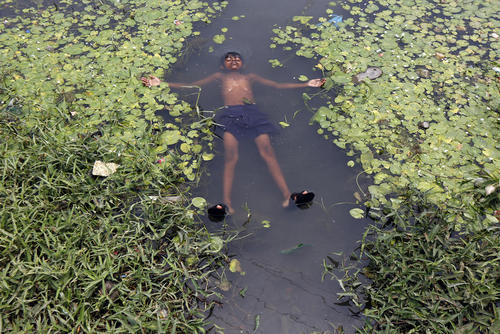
[168,1,370,333]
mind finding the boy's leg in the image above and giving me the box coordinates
[223,132,239,214]
[254,134,291,207]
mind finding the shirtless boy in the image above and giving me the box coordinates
[142,52,324,214]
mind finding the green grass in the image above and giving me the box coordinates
[0,108,228,332]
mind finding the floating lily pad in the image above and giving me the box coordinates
[191,197,206,209]
[349,208,365,219]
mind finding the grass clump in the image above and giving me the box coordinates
[0,107,227,332]
[325,188,499,333]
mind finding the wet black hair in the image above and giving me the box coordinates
[221,51,243,65]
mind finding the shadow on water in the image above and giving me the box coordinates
[166,1,371,333]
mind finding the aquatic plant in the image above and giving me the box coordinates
[324,189,500,333]
[0,107,230,332]
[1,0,230,331]
[271,0,499,224]
[1,0,228,181]
[275,0,499,331]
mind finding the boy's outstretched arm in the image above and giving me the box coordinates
[249,73,325,88]
[141,73,222,88]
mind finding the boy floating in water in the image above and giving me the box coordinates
[142,52,324,214]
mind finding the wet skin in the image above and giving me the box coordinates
[142,55,324,214]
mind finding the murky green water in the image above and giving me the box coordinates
[168,1,370,332]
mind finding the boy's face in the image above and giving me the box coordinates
[224,54,243,71]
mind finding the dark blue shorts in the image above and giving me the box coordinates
[214,104,278,140]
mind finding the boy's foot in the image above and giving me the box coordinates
[282,197,291,208]
[208,204,228,222]
[223,199,235,215]
[290,190,315,209]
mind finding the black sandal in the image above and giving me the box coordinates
[207,203,227,222]
[290,191,315,209]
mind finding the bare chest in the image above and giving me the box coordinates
[221,74,252,93]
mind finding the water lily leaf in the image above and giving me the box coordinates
[202,152,214,161]
[180,143,190,153]
[209,236,223,252]
[229,259,245,275]
[191,197,206,209]
[349,208,365,219]
[293,16,313,24]
[213,34,225,44]
[160,130,182,146]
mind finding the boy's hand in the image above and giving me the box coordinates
[141,75,161,87]
[307,78,326,87]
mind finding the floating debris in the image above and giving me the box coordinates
[280,243,310,254]
[158,309,168,319]
[92,161,119,176]
[317,14,343,28]
[352,67,383,83]
[485,184,496,195]
[418,121,430,129]
[253,314,261,333]
[416,68,430,78]
[435,52,446,60]
[217,278,231,291]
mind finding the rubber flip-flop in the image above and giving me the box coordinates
[290,191,315,209]
[207,203,227,222]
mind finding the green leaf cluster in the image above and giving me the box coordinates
[271,0,499,223]
[0,0,226,181]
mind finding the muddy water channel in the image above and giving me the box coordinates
[168,1,369,333]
